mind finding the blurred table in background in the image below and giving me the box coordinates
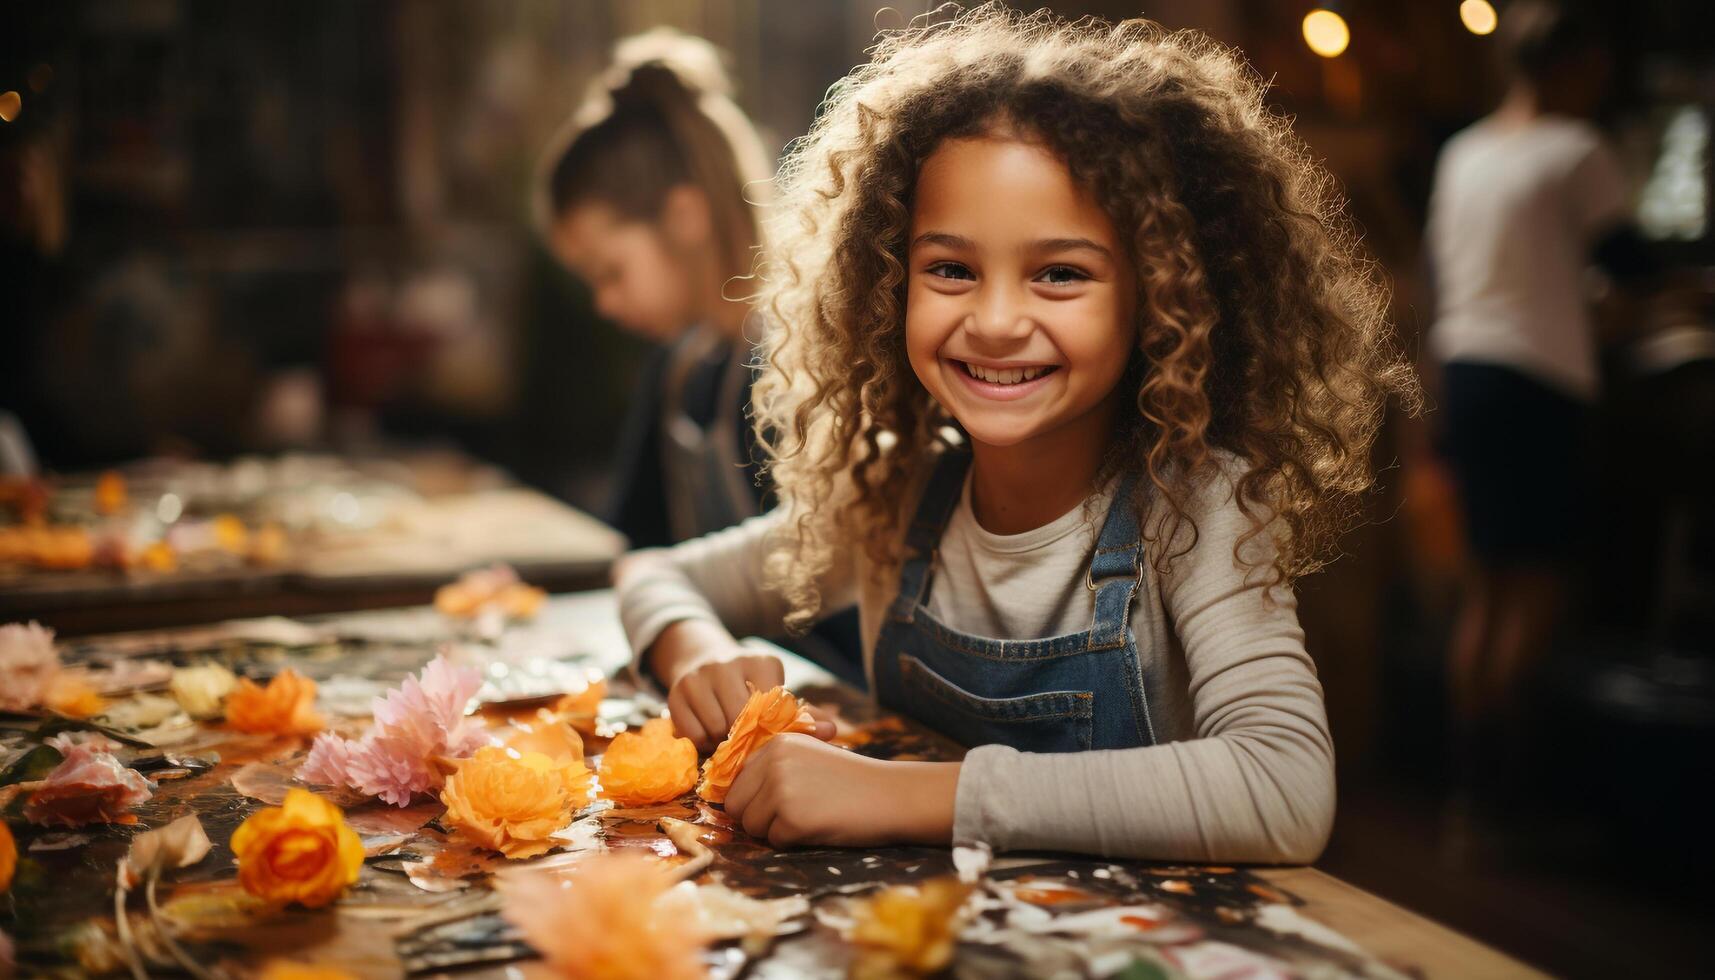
[0,451,625,635]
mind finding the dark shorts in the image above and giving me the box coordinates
[1439,361,1591,566]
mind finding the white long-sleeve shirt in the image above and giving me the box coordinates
[618,462,1334,863]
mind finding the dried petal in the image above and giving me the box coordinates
[24,740,153,827]
[169,664,238,720]
[122,814,212,886]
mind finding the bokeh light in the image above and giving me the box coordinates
[1302,9,1351,59]
[0,91,21,123]
[1460,0,1498,36]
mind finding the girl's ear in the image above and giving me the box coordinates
[659,183,714,250]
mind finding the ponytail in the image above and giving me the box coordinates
[536,29,771,284]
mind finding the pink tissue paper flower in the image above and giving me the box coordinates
[0,621,60,711]
[24,734,153,827]
[295,653,487,806]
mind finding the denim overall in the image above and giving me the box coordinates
[871,451,1159,753]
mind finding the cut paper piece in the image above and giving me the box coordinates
[498,851,709,980]
[682,881,809,954]
[23,735,153,827]
[230,788,363,908]
[297,654,487,806]
[226,670,324,736]
[439,747,593,859]
[599,718,697,806]
[696,686,817,805]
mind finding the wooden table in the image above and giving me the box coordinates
[4,592,1546,978]
[3,488,626,636]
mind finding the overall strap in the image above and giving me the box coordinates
[1087,469,1146,649]
[889,448,972,620]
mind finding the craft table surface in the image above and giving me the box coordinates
[3,488,625,636]
[6,592,1547,979]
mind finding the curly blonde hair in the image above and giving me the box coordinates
[754,4,1420,631]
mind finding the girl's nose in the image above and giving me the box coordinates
[965,282,1034,343]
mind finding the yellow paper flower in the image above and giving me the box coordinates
[500,852,708,980]
[600,718,697,807]
[170,664,239,720]
[440,747,592,859]
[505,714,584,764]
[230,789,363,908]
[849,878,974,979]
[226,670,324,735]
[696,686,817,804]
[43,673,105,718]
[0,820,15,893]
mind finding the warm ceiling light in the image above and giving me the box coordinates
[1460,0,1498,35]
[1303,8,1351,59]
[0,91,21,123]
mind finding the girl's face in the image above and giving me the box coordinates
[905,135,1136,453]
[551,200,697,343]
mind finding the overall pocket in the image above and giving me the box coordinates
[897,655,1094,753]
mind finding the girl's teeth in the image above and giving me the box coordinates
[965,363,1048,384]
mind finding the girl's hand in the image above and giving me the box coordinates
[722,734,961,848]
[648,620,834,751]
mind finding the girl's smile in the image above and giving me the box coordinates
[946,357,1061,401]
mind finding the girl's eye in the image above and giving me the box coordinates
[926,262,975,281]
[1036,265,1089,286]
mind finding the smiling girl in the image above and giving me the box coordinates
[616,6,1417,862]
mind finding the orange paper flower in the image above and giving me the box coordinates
[434,564,546,621]
[600,718,697,807]
[552,676,608,733]
[226,670,324,735]
[213,514,249,555]
[0,820,15,893]
[231,789,362,908]
[506,714,584,764]
[43,673,106,718]
[849,878,975,980]
[440,747,593,859]
[696,686,817,804]
[140,540,177,573]
[499,852,708,980]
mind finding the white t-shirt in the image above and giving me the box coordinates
[1427,115,1631,400]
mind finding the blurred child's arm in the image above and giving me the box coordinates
[616,509,855,750]
[952,467,1335,864]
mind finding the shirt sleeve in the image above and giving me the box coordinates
[617,508,860,681]
[951,467,1335,864]
[1566,135,1632,241]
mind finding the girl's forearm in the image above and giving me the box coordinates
[884,760,962,845]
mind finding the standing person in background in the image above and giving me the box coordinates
[1427,0,1657,823]
[538,30,865,687]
